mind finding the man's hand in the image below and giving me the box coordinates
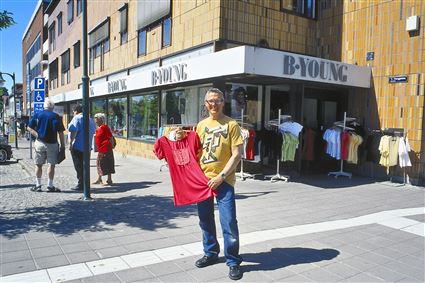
[207,175,224,190]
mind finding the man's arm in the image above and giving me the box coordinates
[59,132,65,148]
[26,126,38,139]
[207,144,243,190]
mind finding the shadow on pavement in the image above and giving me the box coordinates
[0,194,198,239]
[291,174,375,189]
[0,183,33,190]
[0,160,19,165]
[90,181,162,193]
[242,247,339,272]
[235,191,276,200]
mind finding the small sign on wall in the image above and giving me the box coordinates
[389,75,408,83]
[366,52,374,61]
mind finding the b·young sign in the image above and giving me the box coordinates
[283,55,348,83]
[152,63,187,86]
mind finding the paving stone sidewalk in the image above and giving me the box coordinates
[1,138,424,282]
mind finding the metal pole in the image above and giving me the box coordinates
[29,90,32,159]
[12,73,18,149]
[82,0,91,200]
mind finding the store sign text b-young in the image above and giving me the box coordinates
[283,55,348,82]
[152,63,187,86]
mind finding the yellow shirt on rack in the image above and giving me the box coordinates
[379,135,400,173]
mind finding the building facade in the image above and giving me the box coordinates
[34,0,424,185]
[22,0,51,117]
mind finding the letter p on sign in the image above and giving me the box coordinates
[34,77,45,90]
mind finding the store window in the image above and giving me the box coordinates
[129,92,159,142]
[225,84,262,129]
[161,87,201,126]
[91,98,107,116]
[108,97,127,137]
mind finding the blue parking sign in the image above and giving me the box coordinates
[34,77,45,90]
[34,103,44,114]
[34,90,45,103]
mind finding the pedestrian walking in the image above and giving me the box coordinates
[194,88,244,280]
[27,98,65,192]
[68,104,96,191]
[93,113,115,185]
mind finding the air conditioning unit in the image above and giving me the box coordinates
[406,16,419,32]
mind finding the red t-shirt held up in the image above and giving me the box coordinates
[154,131,216,206]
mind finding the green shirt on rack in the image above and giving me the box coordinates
[281,132,299,162]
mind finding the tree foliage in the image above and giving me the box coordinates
[0,10,16,31]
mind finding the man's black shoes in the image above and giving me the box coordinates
[47,186,61,192]
[229,265,243,280]
[195,255,219,268]
[71,185,83,191]
[30,185,42,192]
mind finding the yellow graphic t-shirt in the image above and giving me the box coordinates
[196,116,243,187]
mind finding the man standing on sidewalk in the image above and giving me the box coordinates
[195,88,244,280]
[27,98,65,192]
[68,104,96,191]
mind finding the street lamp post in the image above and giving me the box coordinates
[0,71,18,148]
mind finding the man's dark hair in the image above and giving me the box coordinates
[73,104,83,114]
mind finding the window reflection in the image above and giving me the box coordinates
[108,97,127,137]
[129,93,158,142]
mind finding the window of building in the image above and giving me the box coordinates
[25,35,41,63]
[76,0,82,16]
[89,18,110,72]
[225,83,262,129]
[162,17,171,47]
[281,0,317,19]
[48,22,56,53]
[119,4,128,44]
[73,41,80,68]
[57,12,63,35]
[89,49,94,74]
[129,92,159,141]
[67,0,74,24]
[138,29,147,56]
[91,98,107,116]
[108,97,127,137]
[161,87,204,126]
[49,59,59,89]
[61,49,71,85]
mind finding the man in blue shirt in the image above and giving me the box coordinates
[68,104,96,191]
[27,98,65,192]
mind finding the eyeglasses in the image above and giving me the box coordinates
[205,99,224,106]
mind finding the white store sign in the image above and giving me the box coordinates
[51,46,371,103]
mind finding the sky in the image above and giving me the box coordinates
[0,0,38,91]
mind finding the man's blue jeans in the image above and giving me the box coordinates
[197,181,243,267]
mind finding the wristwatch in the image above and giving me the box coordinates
[220,172,226,179]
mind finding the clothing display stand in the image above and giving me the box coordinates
[328,112,352,178]
[270,109,289,183]
[236,108,254,181]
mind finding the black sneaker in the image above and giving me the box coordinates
[30,185,42,192]
[195,255,219,268]
[229,265,243,280]
[71,185,83,191]
[47,186,61,193]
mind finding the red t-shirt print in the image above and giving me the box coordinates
[154,131,216,206]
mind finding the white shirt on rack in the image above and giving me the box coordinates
[398,137,412,168]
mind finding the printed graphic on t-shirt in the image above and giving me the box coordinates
[201,124,228,164]
[172,148,190,165]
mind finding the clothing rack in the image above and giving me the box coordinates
[236,108,254,181]
[383,128,407,185]
[328,112,352,178]
[270,109,289,183]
